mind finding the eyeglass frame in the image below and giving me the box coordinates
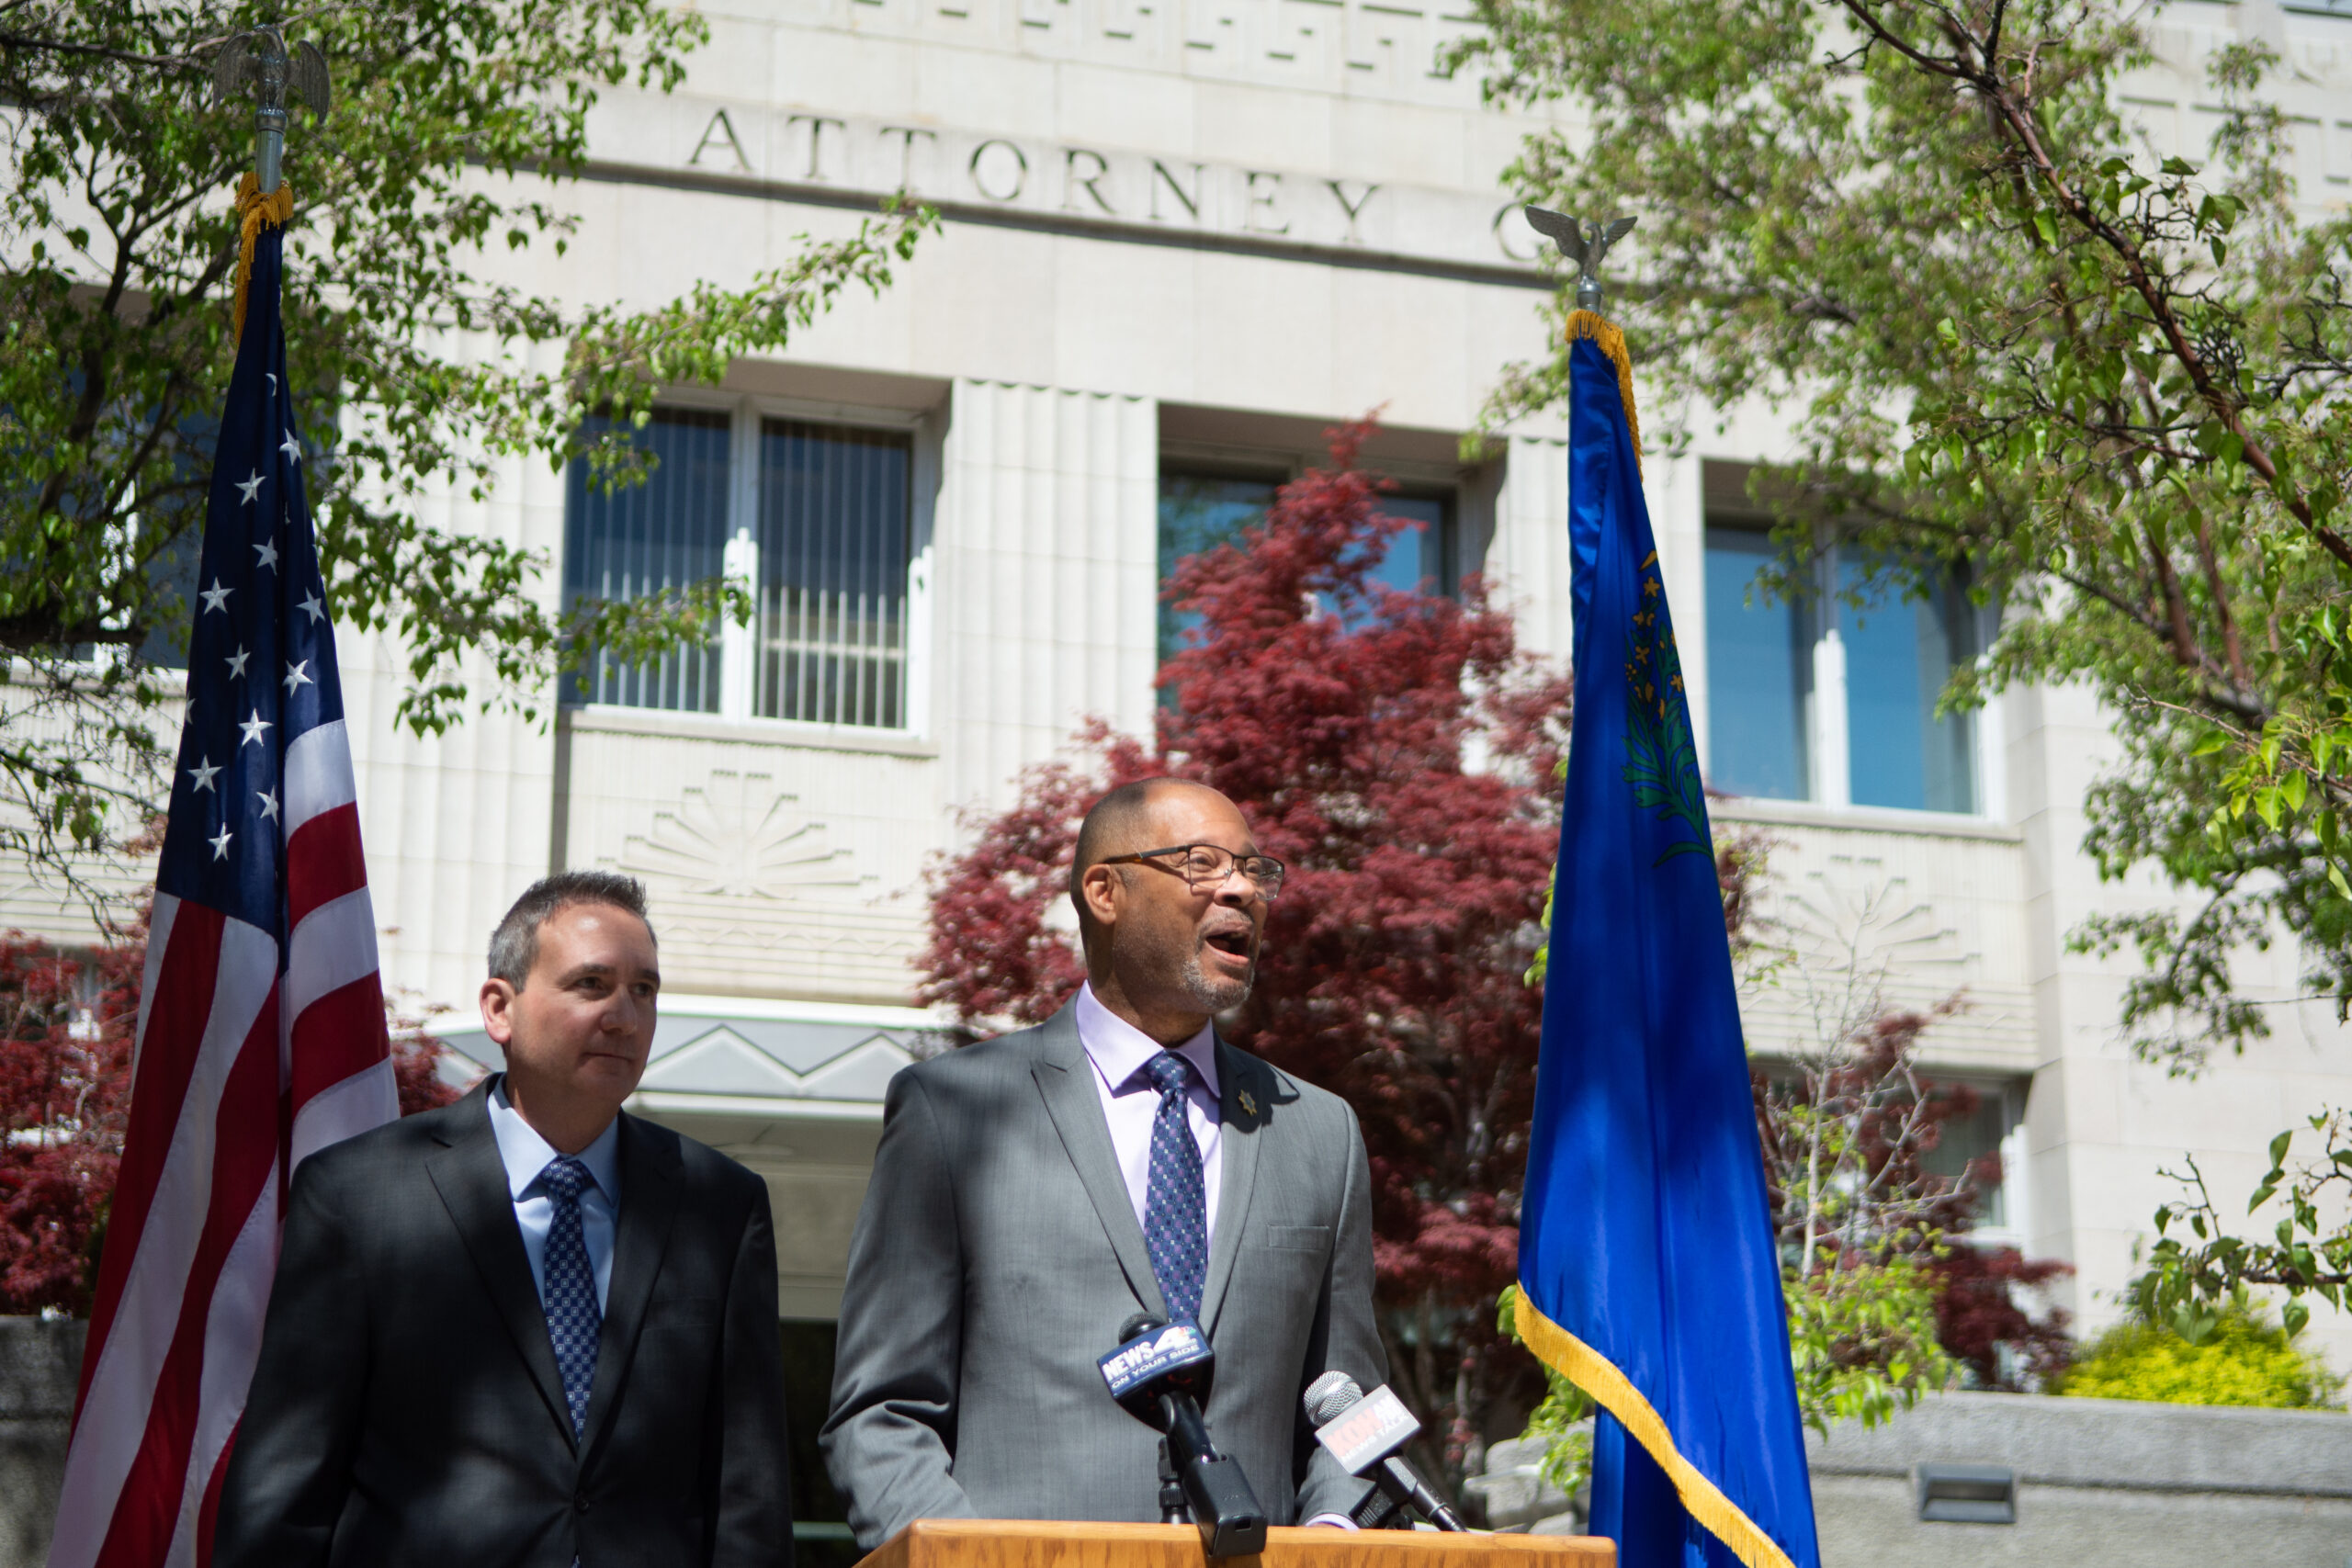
[1096,842,1288,900]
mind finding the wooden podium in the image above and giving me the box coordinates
[854,1520,1614,1568]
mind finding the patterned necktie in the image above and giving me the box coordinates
[538,1155,602,1438]
[1142,1051,1208,1323]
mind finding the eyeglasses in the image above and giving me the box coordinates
[1099,843,1288,900]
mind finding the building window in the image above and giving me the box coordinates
[1156,468,1453,665]
[1703,523,1981,814]
[754,420,912,728]
[564,408,732,713]
[1703,527,1812,802]
[1363,492,1456,603]
[1921,1077,2025,1234]
[1841,552,1977,814]
[563,403,916,730]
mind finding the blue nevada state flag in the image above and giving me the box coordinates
[1515,314,1820,1568]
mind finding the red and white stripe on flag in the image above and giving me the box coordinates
[51,719,396,1568]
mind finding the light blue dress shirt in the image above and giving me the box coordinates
[487,1081,621,1312]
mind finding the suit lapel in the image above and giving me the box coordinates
[424,1080,576,1449]
[1200,1038,1265,1335]
[580,1111,683,1461]
[1031,1006,1169,1320]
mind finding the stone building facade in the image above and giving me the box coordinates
[7,0,2352,1400]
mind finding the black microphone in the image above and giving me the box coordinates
[1302,1372,1468,1531]
[1100,1314,1268,1557]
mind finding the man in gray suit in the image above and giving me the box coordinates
[823,778,1387,1547]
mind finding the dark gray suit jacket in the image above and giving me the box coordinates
[820,1005,1387,1548]
[215,1079,790,1568]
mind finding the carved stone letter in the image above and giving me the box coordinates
[689,107,752,174]
[969,139,1030,202]
[1150,159,1204,223]
[786,114,847,181]
[1492,202,1540,263]
[1064,148,1114,214]
[1243,171,1289,235]
[880,125,938,187]
[1327,179,1380,243]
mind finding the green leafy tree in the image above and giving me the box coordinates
[2059,1304,2346,1409]
[1450,0,2350,1340]
[0,2,932,912]
[1449,0,2352,1069]
[2135,1110,2352,1341]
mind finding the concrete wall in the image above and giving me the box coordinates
[1807,1390,2352,1568]
[0,1319,82,1568]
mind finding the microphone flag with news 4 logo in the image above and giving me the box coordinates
[1515,310,1820,1568]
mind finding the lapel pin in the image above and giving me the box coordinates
[1238,1089,1258,1119]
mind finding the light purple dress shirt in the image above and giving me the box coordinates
[1075,981,1222,1244]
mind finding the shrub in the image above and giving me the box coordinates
[2057,1308,2346,1410]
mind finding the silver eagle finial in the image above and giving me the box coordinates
[1523,209,1636,316]
[212,27,331,197]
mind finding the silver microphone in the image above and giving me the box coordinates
[1299,1374,1466,1530]
[1305,1371,1360,1427]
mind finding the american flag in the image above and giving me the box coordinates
[49,198,396,1568]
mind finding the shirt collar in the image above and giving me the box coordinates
[1074,982,1221,1098]
[487,1077,622,1204]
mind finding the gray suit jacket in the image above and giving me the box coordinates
[820,1004,1387,1548]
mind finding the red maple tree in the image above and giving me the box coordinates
[0,930,139,1314]
[0,917,459,1315]
[919,423,1575,1475]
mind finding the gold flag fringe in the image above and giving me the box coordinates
[1515,1293,1798,1568]
[232,174,295,348]
[1563,308,1642,474]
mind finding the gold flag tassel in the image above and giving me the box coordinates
[1562,308,1643,473]
[1515,1294,1796,1568]
[232,173,295,347]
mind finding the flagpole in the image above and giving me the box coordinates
[1513,203,1826,1568]
[210,26,331,197]
[1523,207,1637,318]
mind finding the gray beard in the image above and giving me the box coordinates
[1180,947,1252,1015]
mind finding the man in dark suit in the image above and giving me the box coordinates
[217,871,790,1568]
[822,778,1387,1548]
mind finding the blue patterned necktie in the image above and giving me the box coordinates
[538,1155,602,1438]
[1141,1052,1208,1323]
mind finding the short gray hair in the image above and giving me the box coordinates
[487,871,654,987]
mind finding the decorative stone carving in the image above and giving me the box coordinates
[616,771,863,900]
